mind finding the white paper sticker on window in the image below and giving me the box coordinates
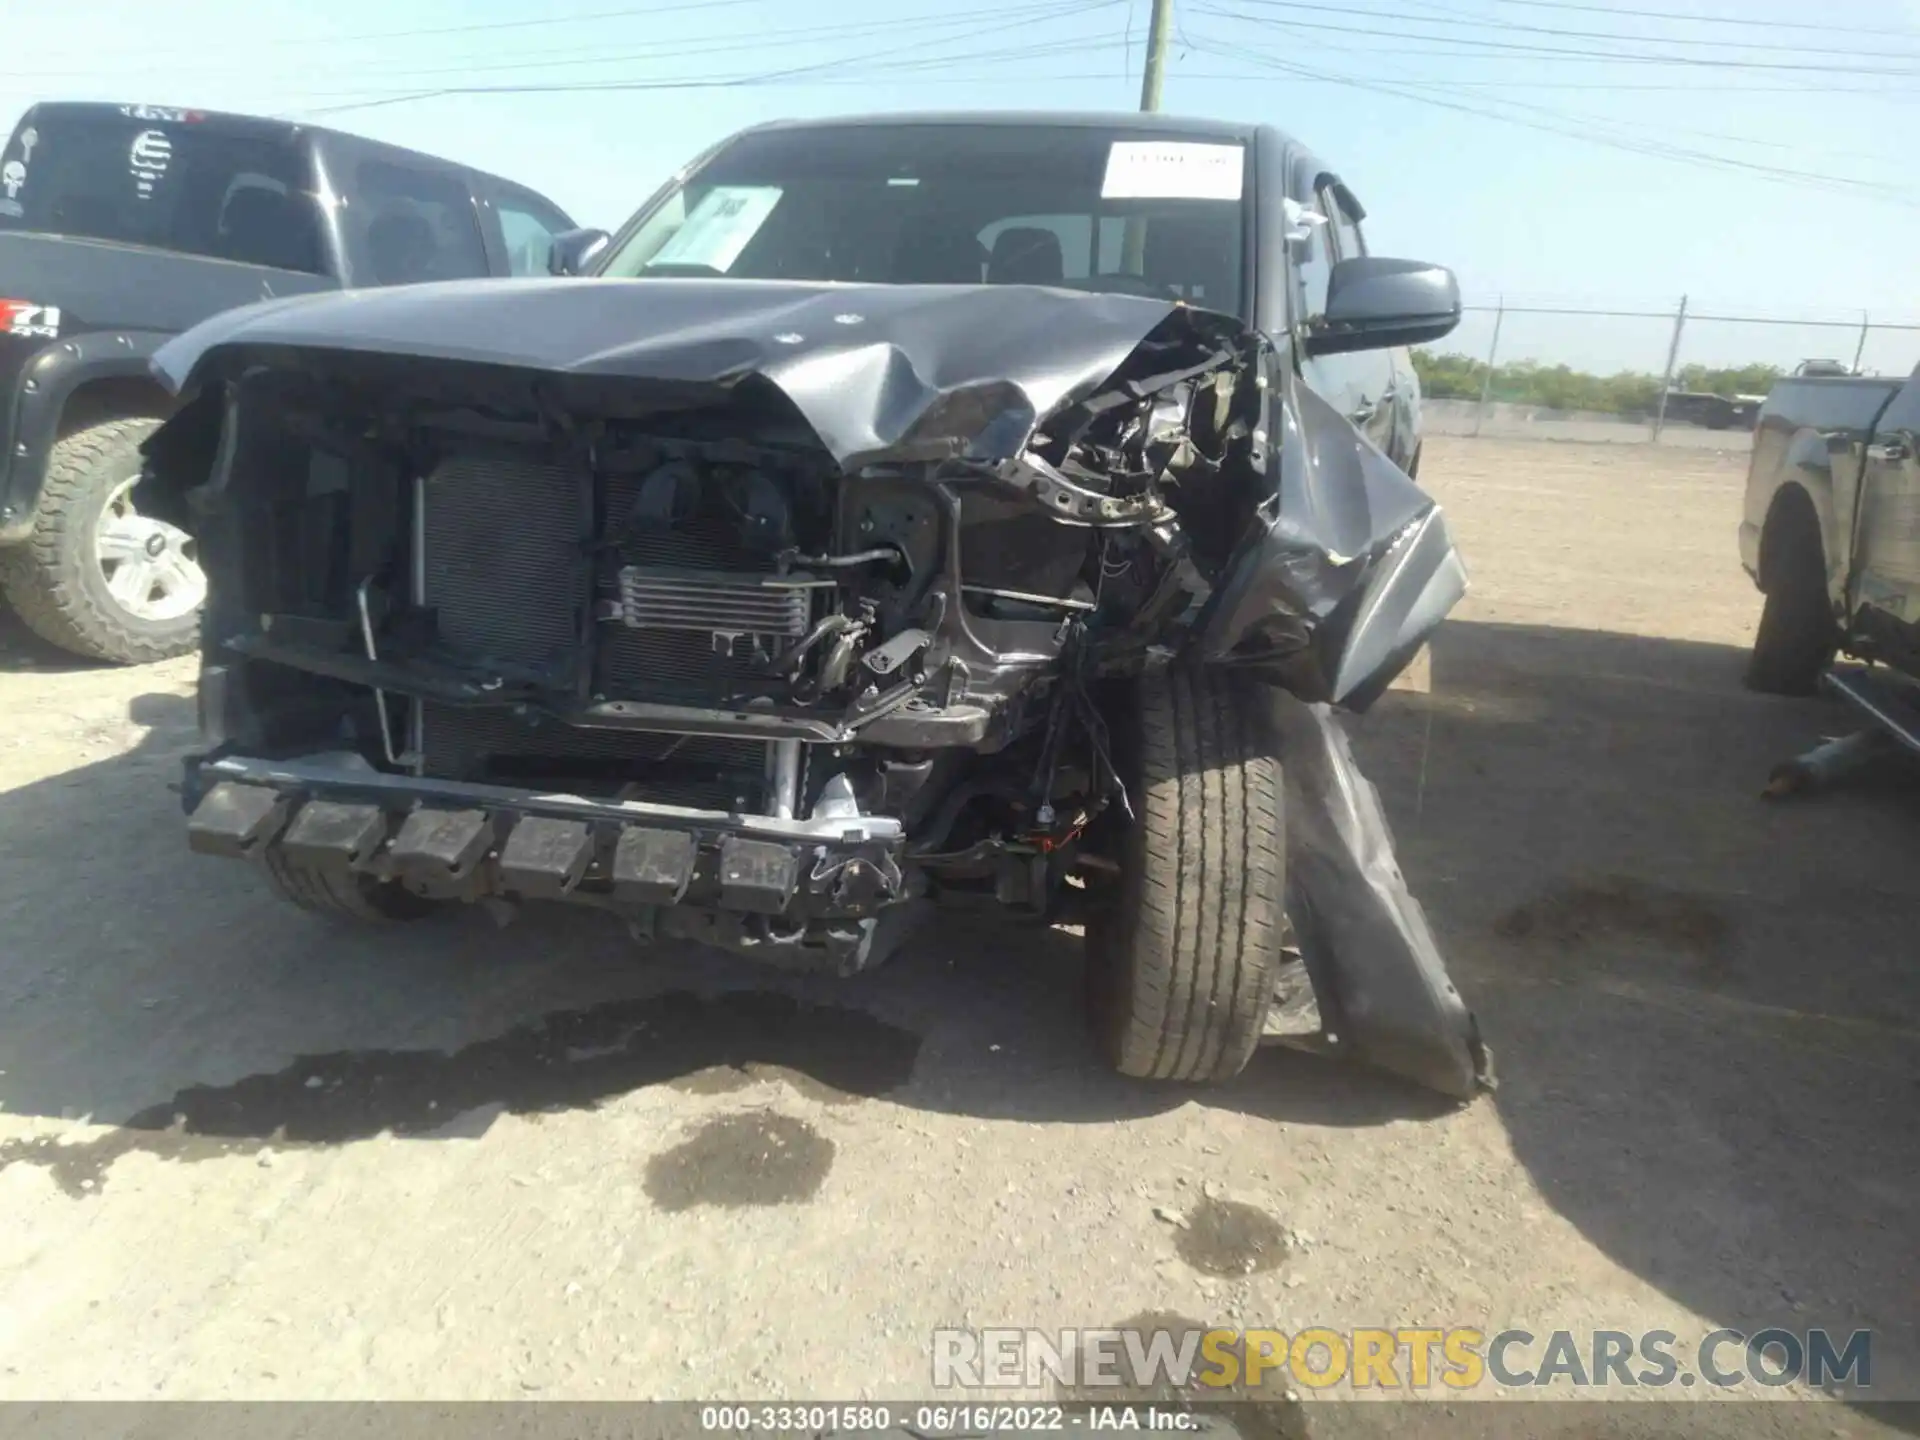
[1282,196,1328,243]
[1101,142,1244,201]
[647,185,782,274]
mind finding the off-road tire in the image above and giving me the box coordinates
[1085,667,1286,1083]
[1746,496,1838,696]
[262,850,442,923]
[0,417,199,664]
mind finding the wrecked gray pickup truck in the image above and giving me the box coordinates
[155,113,1488,1095]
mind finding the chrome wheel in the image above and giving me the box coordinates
[93,475,206,623]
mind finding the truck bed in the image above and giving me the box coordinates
[1739,374,1903,584]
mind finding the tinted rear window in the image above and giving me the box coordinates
[0,110,324,274]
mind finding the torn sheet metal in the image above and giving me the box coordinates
[1270,689,1492,1100]
[152,274,1465,709]
[1197,377,1467,709]
[150,277,1235,469]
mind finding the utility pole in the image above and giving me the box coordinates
[1651,293,1687,444]
[1125,0,1175,273]
[1139,0,1174,111]
[1473,297,1505,438]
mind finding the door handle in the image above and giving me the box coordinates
[1867,440,1912,462]
[1349,400,1379,425]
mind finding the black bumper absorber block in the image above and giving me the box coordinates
[498,817,594,900]
[388,808,493,884]
[612,827,696,905]
[280,800,388,870]
[718,836,800,915]
[187,782,290,858]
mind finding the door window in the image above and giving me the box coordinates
[1329,191,1365,261]
[348,158,487,286]
[1293,182,1338,325]
[491,184,574,276]
[1297,177,1395,450]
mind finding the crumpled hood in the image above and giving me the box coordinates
[152,277,1233,467]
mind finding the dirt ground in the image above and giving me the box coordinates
[1422,399,1759,451]
[0,437,1916,1428]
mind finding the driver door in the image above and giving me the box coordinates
[1848,368,1920,671]
[1297,178,1400,462]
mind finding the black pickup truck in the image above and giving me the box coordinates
[0,101,575,662]
[159,111,1488,1094]
[1742,362,1920,697]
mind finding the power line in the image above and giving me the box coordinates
[1214,0,1920,59]
[1191,7,1915,169]
[0,0,1108,83]
[22,0,772,62]
[256,66,1909,109]
[1264,70,1920,95]
[297,25,1131,115]
[1194,11,1912,160]
[231,1,1110,88]
[1474,0,1920,38]
[1195,3,1920,72]
[1185,31,1920,203]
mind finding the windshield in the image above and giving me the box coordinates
[600,124,1248,318]
[0,108,323,273]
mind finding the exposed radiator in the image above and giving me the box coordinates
[596,488,812,707]
[414,454,788,807]
[615,569,812,638]
[421,454,581,674]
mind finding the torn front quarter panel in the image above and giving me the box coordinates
[1271,690,1493,1100]
[1195,379,1467,708]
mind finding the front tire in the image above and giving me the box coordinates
[262,850,442,923]
[0,417,204,664]
[1085,667,1287,1083]
[1746,497,1837,696]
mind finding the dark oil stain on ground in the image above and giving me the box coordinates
[642,1111,834,1212]
[1494,875,1732,959]
[1175,1196,1291,1276]
[669,1062,860,1106]
[0,990,918,1198]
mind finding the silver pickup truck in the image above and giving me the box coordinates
[1741,364,1920,695]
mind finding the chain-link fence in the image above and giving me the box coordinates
[1418,298,1920,447]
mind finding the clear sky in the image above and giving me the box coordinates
[4,0,1918,376]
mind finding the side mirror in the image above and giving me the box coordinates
[547,227,612,277]
[1306,257,1461,356]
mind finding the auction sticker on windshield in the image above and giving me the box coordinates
[1101,142,1244,201]
[650,185,782,273]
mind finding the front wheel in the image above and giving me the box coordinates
[262,848,443,923]
[1084,667,1287,1083]
[0,417,204,664]
[1746,499,1837,696]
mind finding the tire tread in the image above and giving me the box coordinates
[0,417,196,664]
[1089,667,1285,1083]
[1745,496,1837,696]
[261,847,436,923]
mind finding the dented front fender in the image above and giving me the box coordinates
[1194,378,1466,709]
